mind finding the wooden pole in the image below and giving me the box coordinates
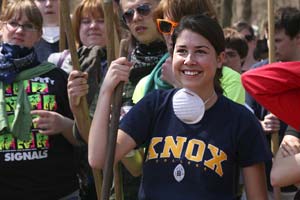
[268,0,281,199]
[1,0,7,14]
[268,0,275,64]
[59,5,66,51]
[100,45,125,200]
[101,0,126,199]
[111,42,129,200]
[268,0,279,158]
[59,1,103,199]
[102,0,117,65]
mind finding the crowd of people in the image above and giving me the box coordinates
[0,0,299,200]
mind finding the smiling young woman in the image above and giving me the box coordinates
[86,14,271,200]
[132,0,245,106]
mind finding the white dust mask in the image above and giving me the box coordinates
[172,88,215,124]
[42,26,60,43]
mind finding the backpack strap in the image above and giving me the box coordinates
[57,50,70,68]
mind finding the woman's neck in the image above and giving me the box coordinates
[192,87,218,110]
[203,91,218,110]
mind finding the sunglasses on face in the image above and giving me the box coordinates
[122,4,152,24]
[156,19,178,35]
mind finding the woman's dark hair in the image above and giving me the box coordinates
[153,0,217,23]
[171,14,225,94]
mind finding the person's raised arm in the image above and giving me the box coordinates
[88,57,135,169]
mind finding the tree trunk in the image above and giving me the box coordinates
[240,0,252,22]
[210,0,222,21]
[221,0,233,27]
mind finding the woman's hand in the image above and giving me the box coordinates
[280,135,300,157]
[67,70,89,110]
[101,57,132,94]
[261,113,280,133]
[31,110,73,135]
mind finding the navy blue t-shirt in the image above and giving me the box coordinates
[120,89,271,200]
[34,39,59,63]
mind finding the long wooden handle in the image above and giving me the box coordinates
[59,7,66,51]
[267,0,279,154]
[268,1,281,199]
[60,1,80,71]
[59,1,102,200]
[100,0,126,199]
[101,39,128,200]
[268,0,275,64]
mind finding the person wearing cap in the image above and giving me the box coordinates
[85,14,270,200]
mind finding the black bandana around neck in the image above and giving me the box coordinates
[0,43,39,84]
[129,40,167,84]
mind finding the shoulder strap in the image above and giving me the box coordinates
[57,50,70,68]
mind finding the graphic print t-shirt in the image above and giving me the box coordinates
[0,68,78,200]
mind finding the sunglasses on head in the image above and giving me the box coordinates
[122,4,152,24]
[156,19,178,35]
